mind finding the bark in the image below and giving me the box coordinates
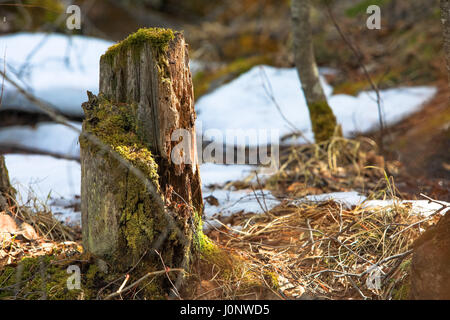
[291,0,338,143]
[0,155,15,212]
[80,29,203,281]
[442,0,450,84]
[410,212,450,299]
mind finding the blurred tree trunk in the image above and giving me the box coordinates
[442,0,450,84]
[0,155,14,212]
[291,0,338,143]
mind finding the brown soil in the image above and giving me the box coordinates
[382,81,450,201]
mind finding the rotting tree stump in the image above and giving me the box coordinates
[80,28,203,281]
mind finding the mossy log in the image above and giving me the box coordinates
[80,28,203,278]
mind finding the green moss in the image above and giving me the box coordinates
[308,100,339,143]
[192,211,218,257]
[102,28,175,82]
[0,256,86,300]
[104,28,174,60]
[345,0,389,17]
[81,94,165,266]
[263,271,280,290]
[81,95,159,183]
[392,259,411,300]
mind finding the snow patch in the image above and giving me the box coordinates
[200,163,256,187]
[0,122,81,159]
[203,189,280,232]
[295,191,449,217]
[196,65,437,145]
[5,154,81,226]
[0,33,113,117]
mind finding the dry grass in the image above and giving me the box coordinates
[5,193,78,242]
[266,137,402,198]
[206,199,442,300]
[1,192,80,269]
[198,137,444,300]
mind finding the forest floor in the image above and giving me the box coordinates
[383,81,450,201]
[0,0,448,300]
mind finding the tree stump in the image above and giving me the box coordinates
[80,28,203,279]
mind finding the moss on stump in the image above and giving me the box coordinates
[80,28,204,299]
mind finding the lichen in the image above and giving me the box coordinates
[80,94,164,266]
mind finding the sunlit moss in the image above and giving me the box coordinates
[308,100,339,143]
[102,28,175,82]
[104,27,175,60]
[0,256,85,300]
[80,94,164,264]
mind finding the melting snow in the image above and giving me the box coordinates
[0,122,81,159]
[5,154,81,226]
[0,33,113,117]
[203,189,280,232]
[295,191,449,217]
[196,65,437,145]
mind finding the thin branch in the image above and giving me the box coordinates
[104,268,185,300]
[325,4,386,154]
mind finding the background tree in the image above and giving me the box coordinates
[0,155,14,212]
[291,0,338,143]
[442,0,450,83]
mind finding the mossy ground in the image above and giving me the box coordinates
[0,255,109,300]
[180,212,278,299]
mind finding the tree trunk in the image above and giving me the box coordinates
[291,0,338,143]
[442,0,450,84]
[80,28,203,285]
[0,155,15,212]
